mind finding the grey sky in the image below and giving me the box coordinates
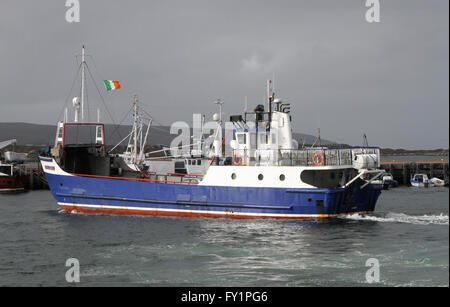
[0,0,448,149]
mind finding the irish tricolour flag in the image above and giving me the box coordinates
[103,80,121,91]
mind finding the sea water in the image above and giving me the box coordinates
[0,186,448,287]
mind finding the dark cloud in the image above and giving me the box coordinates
[0,0,448,149]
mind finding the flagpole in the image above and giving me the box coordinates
[81,45,86,122]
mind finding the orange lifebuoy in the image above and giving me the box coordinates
[232,154,242,166]
[313,153,325,166]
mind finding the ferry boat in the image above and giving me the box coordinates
[39,47,385,219]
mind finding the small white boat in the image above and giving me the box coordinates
[4,151,27,164]
[410,174,435,187]
[0,139,27,164]
[430,177,445,187]
[371,172,398,190]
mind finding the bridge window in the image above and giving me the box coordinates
[237,134,246,145]
[175,161,185,168]
[250,133,256,148]
[259,133,268,145]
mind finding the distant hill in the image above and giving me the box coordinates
[0,122,337,147]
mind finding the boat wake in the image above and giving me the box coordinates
[340,212,449,226]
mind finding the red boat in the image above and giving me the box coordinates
[0,163,26,193]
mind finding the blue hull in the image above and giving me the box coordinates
[44,171,382,219]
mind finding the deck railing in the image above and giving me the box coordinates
[232,147,380,167]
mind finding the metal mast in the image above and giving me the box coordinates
[267,79,273,130]
[81,45,86,122]
[133,95,139,164]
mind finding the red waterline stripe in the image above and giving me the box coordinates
[59,204,315,220]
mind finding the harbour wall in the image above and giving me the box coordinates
[380,160,449,185]
[13,164,49,190]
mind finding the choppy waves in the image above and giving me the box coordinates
[340,212,449,226]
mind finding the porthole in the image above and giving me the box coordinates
[231,173,236,180]
[307,198,312,202]
[258,174,264,180]
[279,174,285,181]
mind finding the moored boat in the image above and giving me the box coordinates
[410,174,435,188]
[0,162,26,193]
[370,172,398,190]
[430,177,445,187]
[4,151,27,164]
[0,139,27,193]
